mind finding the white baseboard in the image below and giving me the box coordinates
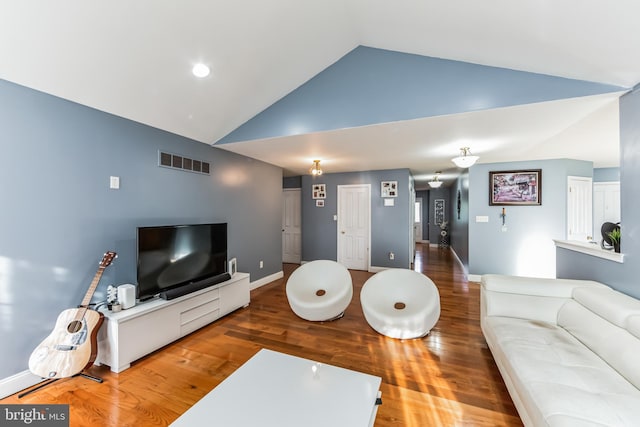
[250,270,283,290]
[0,370,42,399]
[449,247,469,279]
[468,274,482,282]
[368,266,389,273]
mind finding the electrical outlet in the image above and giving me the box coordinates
[389,252,395,260]
[259,260,264,269]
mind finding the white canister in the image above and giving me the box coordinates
[117,284,137,309]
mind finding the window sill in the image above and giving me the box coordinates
[554,239,624,263]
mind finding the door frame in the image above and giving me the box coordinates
[282,188,302,264]
[336,184,371,271]
[567,176,593,241]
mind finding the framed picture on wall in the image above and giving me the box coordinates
[312,184,326,199]
[434,199,445,225]
[490,169,541,205]
[315,199,325,207]
[381,181,398,197]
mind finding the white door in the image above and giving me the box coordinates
[567,176,593,241]
[414,197,423,243]
[337,185,370,270]
[593,182,621,240]
[282,189,301,263]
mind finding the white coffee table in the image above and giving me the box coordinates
[171,348,382,427]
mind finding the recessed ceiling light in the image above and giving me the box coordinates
[192,63,210,78]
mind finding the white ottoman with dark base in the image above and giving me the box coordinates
[360,269,440,339]
[286,260,353,321]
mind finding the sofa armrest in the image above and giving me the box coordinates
[481,274,609,324]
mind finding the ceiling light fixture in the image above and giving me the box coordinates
[192,63,210,78]
[451,147,479,168]
[428,172,443,189]
[310,160,323,176]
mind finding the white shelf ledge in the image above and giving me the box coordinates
[554,239,624,263]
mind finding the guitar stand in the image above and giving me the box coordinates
[18,371,103,398]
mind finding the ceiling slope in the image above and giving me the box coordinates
[216,46,625,145]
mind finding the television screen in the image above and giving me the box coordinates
[137,223,227,300]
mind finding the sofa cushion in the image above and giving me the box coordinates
[482,274,607,297]
[558,296,640,390]
[627,315,640,340]
[572,287,640,328]
[486,316,640,426]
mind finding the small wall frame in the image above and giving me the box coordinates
[381,181,398,197]
[312,184,326,199]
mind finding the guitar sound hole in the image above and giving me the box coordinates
[67,320,83,333]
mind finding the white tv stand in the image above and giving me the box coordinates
[95,272,250,373]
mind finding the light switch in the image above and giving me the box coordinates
[476,215,489,223]
[110,176,120,189]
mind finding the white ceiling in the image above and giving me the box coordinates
[2,1,639,188]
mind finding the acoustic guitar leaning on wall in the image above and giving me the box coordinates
[28,251,116,379]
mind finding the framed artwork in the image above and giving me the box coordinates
[490,169,541,206]
[381,181,398,197]
[434,199,445,225]
[315,199,325,207]
[312,184,326,199]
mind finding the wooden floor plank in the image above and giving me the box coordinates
[2,243,522,426]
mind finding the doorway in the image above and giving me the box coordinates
[337,185,371,270]
[414,197,423,243]
[282,189,301,263]
[567,176,593,241]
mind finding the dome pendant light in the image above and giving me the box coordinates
[428,172,443,188]
[452,147,479,168]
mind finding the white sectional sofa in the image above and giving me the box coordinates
[481,274,640,427]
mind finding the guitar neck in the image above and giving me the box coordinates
[78,251,116,309]
[79,266,107,308]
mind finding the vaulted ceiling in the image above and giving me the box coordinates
[2,1,639,188]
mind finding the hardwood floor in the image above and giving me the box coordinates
[3,243,522,426]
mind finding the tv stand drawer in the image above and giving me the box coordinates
[180,298,221,336]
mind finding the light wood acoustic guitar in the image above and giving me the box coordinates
[28,251,116,379]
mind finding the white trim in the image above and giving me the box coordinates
[554,239,624,263]
[0,370,42,399]
[450,247,469,279]
[368,266,389,273]
[468,274,482,282]
[250,271,284,290]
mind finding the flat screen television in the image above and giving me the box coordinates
[136,223,228,301]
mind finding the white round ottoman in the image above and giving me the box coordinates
[286,260,353,321]
[360,269,440,339]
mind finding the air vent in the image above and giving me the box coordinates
[158,151,210,175]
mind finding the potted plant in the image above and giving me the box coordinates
[607,228,621,253]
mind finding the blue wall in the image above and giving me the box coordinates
[557,88,640,298]
[593,167,620,182]
[0,79,283,381]
[283,176,302,188]
[218,46,625,144]
[469,159,593,278]
[450,173,470,269]
[301,169,412,268]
